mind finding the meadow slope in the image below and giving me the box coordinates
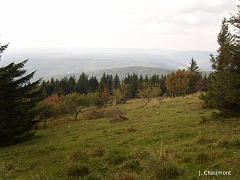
[1,93,240,179]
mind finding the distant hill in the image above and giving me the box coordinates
[1,47,215,80]
[170,50,217,70]
[42,66,175,81]
[43,66,210,82]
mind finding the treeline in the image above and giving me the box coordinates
[41,73,168,98]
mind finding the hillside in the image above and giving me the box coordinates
[1,94,239,179]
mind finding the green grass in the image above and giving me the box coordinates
[1,93,240,179]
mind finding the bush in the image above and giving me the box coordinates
[198,92,215,109]
[105,106,128,123]
[85,109,105,120]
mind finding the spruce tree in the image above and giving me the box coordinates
[205,11,240,117]
[187,58,202,93]
[88,76,99,93]
[76,72,89,94]
[0,44,43,146]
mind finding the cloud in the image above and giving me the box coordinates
[1,0,238,50]
[178,0,237,14]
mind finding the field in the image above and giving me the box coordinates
[1,93,240,179]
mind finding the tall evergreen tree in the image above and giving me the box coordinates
[106,74,113,93]
[88,76,99,93]
[160,75,167,95]
[0,44,43,145]
[187,58,202,93]
[68,76,76,94]
[129,73,139,98]
[205,12,240,117]
[76,72,89,94]
[113,74,120,89]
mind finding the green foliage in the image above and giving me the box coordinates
[76,72,88,94]
[63,92,90,120]
[85,92,100,106]
[204,10,240,117]
[187,58,203,93]
[198,92,216,109]
[34,98,59,128]
[138,82,162,103]
[113,82,131,104]
[96,88,110,108]
[41,73,168,101]
[0,45,43,146]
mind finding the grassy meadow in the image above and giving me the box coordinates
[1,93,240,179]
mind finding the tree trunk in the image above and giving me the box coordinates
[43,118,47,128]
[74,107,84,120]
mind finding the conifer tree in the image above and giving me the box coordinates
[88,76,99,92]
[76,72,89,94]
[205,9,240,117]
[0,44,43,146]
[187,58,202,93]
[113,74,120,89]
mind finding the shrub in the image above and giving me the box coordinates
[105,106,128,123]
[85,109,105,120]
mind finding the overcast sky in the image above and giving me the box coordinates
[0,0,238,51]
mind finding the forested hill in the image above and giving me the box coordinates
[1,47,216,80]
[43,66,174,81]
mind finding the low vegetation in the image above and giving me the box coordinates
[1,93,239,179]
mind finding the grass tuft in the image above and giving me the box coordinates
[66,164,89,178]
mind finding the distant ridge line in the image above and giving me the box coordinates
[42,66,175,81]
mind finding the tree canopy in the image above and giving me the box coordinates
[0,44,43,146]
[203,6,240,117]
[165,69,191,98]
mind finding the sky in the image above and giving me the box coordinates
[0,0,239,51]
